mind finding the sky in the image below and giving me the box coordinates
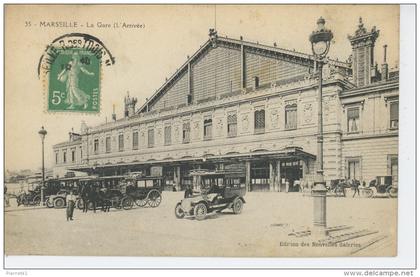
[5,4,399,172]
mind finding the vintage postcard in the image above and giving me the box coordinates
[4,4,404,260]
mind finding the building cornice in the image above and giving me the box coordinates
[342,130,398,141]
[88,77,348,135]
[340,79,399,99]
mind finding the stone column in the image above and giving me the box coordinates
[245,160,251,192]
[269,162,275,192]
[276,161,281,192]
[302,159,308,178]
[174,166,181,191]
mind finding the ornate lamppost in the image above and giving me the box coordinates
[309,17,333,237]
[38,126,47,206]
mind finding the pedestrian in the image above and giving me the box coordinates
[81,185,90,213]
[99,186,110,212]
[89,186,99,213]
[66,190,77,221]
[352,179,360,198]
[184,184,193,198]
[4,184,9,207]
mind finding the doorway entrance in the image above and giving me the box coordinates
[280,160,303,192]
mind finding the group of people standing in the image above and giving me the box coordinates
[66,184,114,221]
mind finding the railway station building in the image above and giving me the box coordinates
[53,18,399,192]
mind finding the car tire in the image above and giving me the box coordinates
[388,187,398,198]
[175,203,184,219]
[194,203,207,221]
[32,195,41,206]
[232,198,243,214]
[45,197,54,208]
[76,199,84,210]
[122,197,133,210]
[54,197,65,209]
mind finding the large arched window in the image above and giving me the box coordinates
[227,113,237,137]
[182,122,190,143]
[204,118,212,140]
[285,104,297,130]
[254,109,265,134]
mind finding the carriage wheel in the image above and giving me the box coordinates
[174,203,185,219]
[147,190,162,208]
[232,198,244,214]
[122,197,133,210]
[194,203,207,221]
[54,197,65,209]
[388,187,398,198]
[135,198,148,207]
[32,195,41,206]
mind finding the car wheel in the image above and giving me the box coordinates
[46,197,54,208]
[232,198,243,214]
[88,201,95,210]
[54,197,65,209]
[194,203,207,221]
[76,199,84,210]
[388,187,398,198]
[175,203,185,219]
[22,196,29,206]
[32,195,41,206]
[122,197,133,210]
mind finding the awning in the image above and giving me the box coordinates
[68,146,316,173]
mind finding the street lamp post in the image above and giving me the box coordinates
[309,17,333,237]
[38,126,47,206]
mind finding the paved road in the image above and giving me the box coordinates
[5,192,397,257]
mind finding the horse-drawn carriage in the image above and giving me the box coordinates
[120,173,163,209]
[328,179,352,197]
[365,176,398,198]
[76,174,164,211]
[328,176,397,198]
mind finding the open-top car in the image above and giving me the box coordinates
[174,169,246,220]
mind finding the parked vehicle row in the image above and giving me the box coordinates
[327,175,397,198]
[43,174,164,210]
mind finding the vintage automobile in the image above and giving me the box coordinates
[364,176,398,198]
[45,189,71,208]
[174,170,246,220]
[17,186,42,206]
[43,176,81,208]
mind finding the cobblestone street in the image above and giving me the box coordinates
[5,192,397,257]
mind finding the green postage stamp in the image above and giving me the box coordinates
[39,33,115,113]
